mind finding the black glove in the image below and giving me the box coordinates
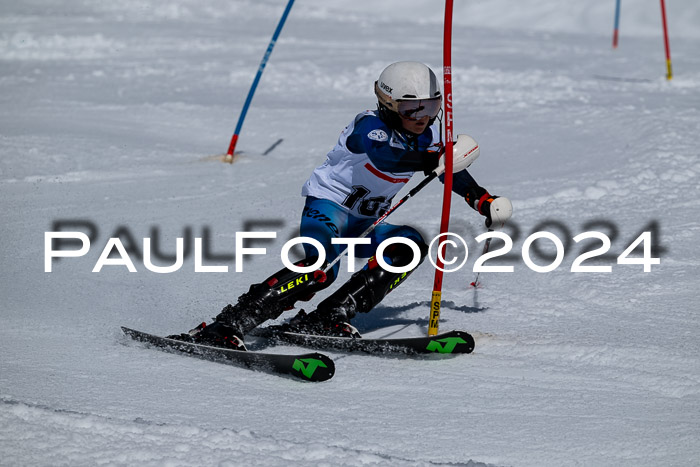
[421,150,441,176]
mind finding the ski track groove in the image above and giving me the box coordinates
[0,397,497,467]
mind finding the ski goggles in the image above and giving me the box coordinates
[396,97,441,119]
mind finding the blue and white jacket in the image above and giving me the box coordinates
[302,110,481,219]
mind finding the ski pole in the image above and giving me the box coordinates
[224,0,295,163]
[470,228,494,288]
[428,0,455,336]
[323,171,439,274]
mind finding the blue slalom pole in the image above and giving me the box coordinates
[225,0,295,161]
[612,0,621,48]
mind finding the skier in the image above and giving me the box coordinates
[170,61,512,350]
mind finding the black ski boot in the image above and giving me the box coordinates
[284,308,361,338]
[169,258,331,349]
[283,241,428,338]
[168,320,247,351]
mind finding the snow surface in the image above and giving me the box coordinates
[1,0,699,465]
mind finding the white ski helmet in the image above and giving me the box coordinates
[374,61,442,128]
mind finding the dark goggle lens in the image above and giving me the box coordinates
[397,98,441,119]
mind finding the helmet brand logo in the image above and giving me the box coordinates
[379,81,392,93]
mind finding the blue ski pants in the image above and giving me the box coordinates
[299,196,425,283]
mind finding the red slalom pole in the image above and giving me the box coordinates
[612,0,621,48]
[659,0,673,80]
[428,0,454,336]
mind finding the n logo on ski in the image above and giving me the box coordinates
[292,358,329,379]
[425,336,470,354]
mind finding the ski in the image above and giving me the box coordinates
[254,328,475,356]
[121,327,335,382]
